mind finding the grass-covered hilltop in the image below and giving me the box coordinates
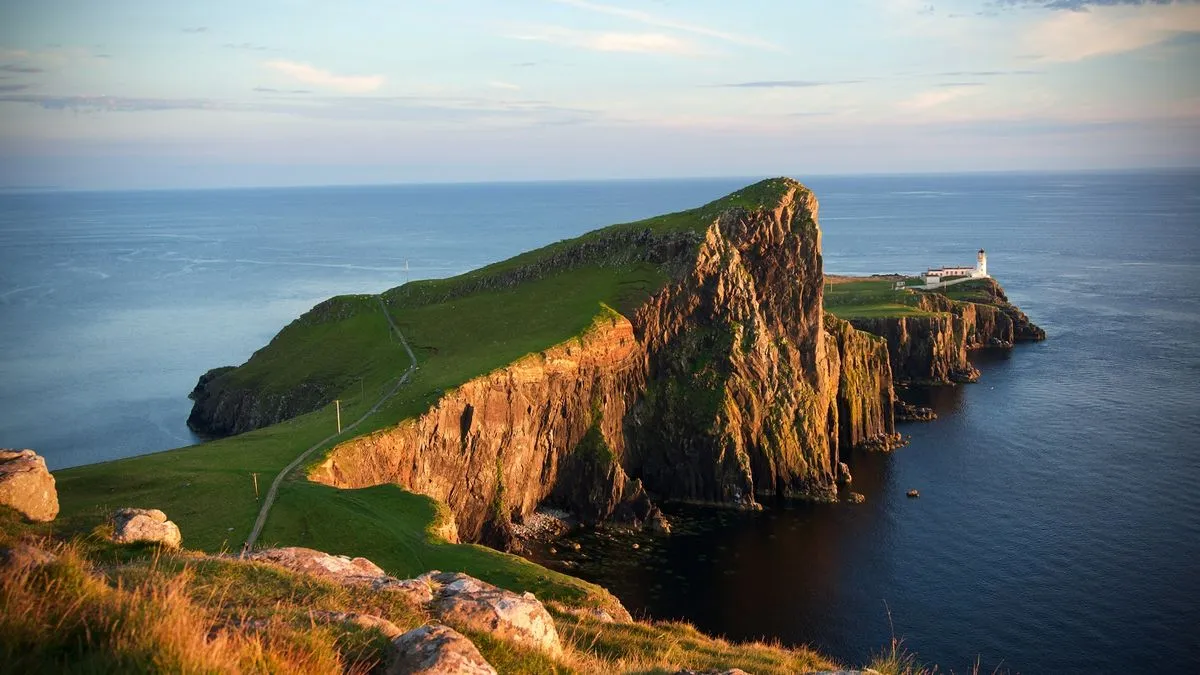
[7,178,1042,673]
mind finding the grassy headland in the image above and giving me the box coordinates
[53,179,799,609]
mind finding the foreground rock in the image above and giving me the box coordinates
[111,508,182,548]
[0,541,58,568]
[387,624,497,675]
[247,547,435,605]
[249,547,569,657]
[423,571,563,657]
[309,610,403,639]
[0,449,59,522]
[248,546,387,583]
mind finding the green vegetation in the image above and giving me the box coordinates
[932,278,999,304]
[54,179,804,613]
[1,510,840,673]
[824,279,937,320]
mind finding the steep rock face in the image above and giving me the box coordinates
[626,188,840,504]
[186,368,333,437]
[850,281,1045,385]
[314,180,899,537]
[311,311,652,544]
[849,314,979,385]
[824,316,902,451]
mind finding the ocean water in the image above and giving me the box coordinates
[1,171,1198,672]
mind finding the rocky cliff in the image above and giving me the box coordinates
[312,180,901,544]
[310,309,657,547]
[850,280,1045,385]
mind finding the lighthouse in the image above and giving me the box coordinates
[976,249,987,277]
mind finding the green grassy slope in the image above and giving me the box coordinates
[824,279,937,319]
[54,179,800,611]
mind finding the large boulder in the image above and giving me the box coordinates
[248,546,385,583]
[111,508,182,548]
[0,449,58,522]
[387,624,496,675]
[422,571,562,657]
[247,547,434,606]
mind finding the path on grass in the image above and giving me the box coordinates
[241,297,417,555]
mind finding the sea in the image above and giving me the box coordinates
[1,171,1197,673]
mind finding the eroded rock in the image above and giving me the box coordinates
[248,547,386,584]
[111,508,182,548]
[309,610,403,639]
[0,449,59,522]
[422,571,562,657]
[0,541,57,568]
[387,624,496,675]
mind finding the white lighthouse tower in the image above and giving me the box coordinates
[976,249,988,278]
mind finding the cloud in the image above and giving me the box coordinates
[715,79,862,88]
[935,70,1042,76]
[181,27,208,34]
[263,60,384,93]
[508,26,705,55]
[935,81,986,87]
[1023,3,1200,61]
[0,93,224,112]
[898,86,980,111]
[224,42,273,52]
[550,0,784,52]
[1,64,43,74]
[253,87,311,94]
[0,92,599,126]
[0,84,29,92]
[995,1,1198,9]
[489,81,521,91]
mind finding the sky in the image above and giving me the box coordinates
[0,0,1197,189]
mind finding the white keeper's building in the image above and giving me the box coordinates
[923,249,988,286]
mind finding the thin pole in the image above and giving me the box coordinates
[252,473,259,499]
[335,399,342,434]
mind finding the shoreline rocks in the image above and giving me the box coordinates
[0,449,59,522]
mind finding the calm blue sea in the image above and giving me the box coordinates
[1,171,1198,672]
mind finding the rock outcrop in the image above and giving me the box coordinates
[313,180,899,538]
[423,571,563,657]
[111,508,182,548]
[0,449,58,522]
[187,366,333,438]
[309,610,404,639]
[249,547,575,658]
[849,280,1044,386]
[0,541,58,568]
[387,625,497,675]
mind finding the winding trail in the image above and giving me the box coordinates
[241,297,416,555]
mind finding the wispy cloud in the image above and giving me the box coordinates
[715,79,862,88]
[0,84,29,92]
[263,60,385,93]
[898,86,980,111]
[489,80,521,91]
[224,42,273,52]
[181,26,208,34]
[0,92,600,126]
[935,70,1042,76]
[550,0,784,52]
[508,26,705,56]
[1,64,43,74]
[995,0,1199,10]
[253,87,311,94]
[1023,3,1200,61]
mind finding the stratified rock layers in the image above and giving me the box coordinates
[313,182,902,542]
